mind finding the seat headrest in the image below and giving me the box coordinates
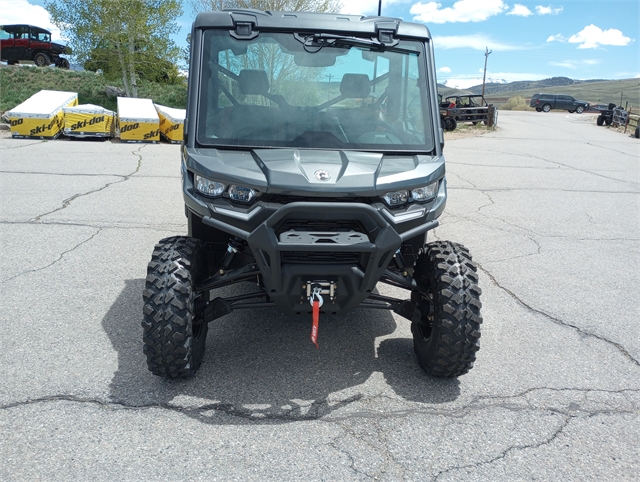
[238,70,270,95]
[340,74,371,98]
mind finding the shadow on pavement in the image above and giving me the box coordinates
[103,279,460,424]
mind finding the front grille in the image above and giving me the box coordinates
[264,194,373,205]
[282,251,362,264]
[277,219,366,235]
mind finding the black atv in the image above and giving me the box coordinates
[596,103,618,126]
[142,9,483,379]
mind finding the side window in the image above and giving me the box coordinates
[0,28,11,40]
[14,26,27,39]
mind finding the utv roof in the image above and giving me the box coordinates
[1,24,52,33]
[193,9,431,39]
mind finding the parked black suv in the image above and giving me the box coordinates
[0,24,70,68]
[141,9,483,380]
[530,93,589,113]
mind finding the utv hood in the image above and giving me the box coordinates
[51,42,71,55]
[185,148,445,196]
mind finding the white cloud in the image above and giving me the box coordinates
[507,4,533,16]
[536,5,563,15]
[434,34,520,51]
[410,0,508,24]
[547,34,566,43]
[0,0,63,41]
[340,0,410,16]
[438,66,452,73]
[548,59,599,69]
[568,24,632,49]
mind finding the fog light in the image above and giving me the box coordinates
[228,185,258,203]
[383,190,409,207]
[411,181,438,202]
[195,174,225,197]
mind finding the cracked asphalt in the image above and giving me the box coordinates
[1,111,638,480]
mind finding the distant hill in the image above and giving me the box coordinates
[446,77,640,107]
[467,77,582,95]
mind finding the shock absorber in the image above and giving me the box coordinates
[219,237,246,274]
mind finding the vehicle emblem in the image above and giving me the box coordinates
[314,169,331,181]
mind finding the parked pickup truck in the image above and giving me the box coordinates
[529,94,589,113]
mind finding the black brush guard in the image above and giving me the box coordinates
[195,202,437,321]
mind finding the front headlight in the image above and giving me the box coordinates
[382,190,409,207]
[195,174,225,197]
[228,185,259,203]
[411,181,438,202]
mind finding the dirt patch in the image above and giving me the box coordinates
[444,124,495,141]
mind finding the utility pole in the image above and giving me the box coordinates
[378,0,382,16]
[481,47,492,97]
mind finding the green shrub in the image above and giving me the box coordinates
[499,95,535,111]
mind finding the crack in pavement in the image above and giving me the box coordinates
[584,141,638,158]
[0,220,186,232]
[1,170,178,179]
[451,147,638,186]
[432,414,572,481]
[0,139,47,149]
[333,417,407,480]
[446,210,639,244]
[477,264,640,367]
[2,388,637,421]
[449,186,639,195]
[1,228,103,284]
[28,145,147,222]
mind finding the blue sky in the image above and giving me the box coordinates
[3,0,637,88]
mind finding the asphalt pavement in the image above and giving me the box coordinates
[1,111,639,481]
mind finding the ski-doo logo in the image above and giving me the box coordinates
[121,123,139,132]
[70,116,105,130]
[143,129,159,140]
[29,118,57,136]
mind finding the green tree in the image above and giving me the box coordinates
[46,0,182,97]
[188,1,342,16]
[186,0,342,98]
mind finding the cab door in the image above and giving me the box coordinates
[9,26,28,61]
[29,27,51,52]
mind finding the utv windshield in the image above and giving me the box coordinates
[197,30,434,151]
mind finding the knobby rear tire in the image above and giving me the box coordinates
[142,236,208,378]
[34,52,50,67]
[411,241,483,377]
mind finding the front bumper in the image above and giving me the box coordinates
[202,202,438,314]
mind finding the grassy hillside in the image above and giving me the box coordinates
[0,65,187,114]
